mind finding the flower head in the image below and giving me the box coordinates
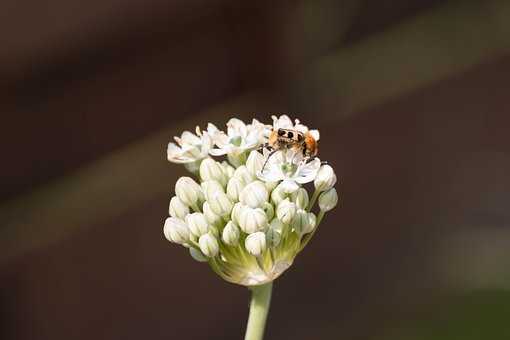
[163,115,339,286]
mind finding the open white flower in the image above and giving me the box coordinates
[258,148,321,193]
[208,118,267,166]
[167,126,213,172]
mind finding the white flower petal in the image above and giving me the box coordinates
[207,123,220,135]
[200,132,214,150]
[207,118,265,156]
[272,114,294,129]
[258,164,284,182]
[279,179,299,193]
[294,158,321,184]
[294,123,309,134]
[209,148,228,156]
[181,130,201,145]
[167,127,212,166]
[227,118,248,138]
[246,150,265,176]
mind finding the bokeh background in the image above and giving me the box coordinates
[2,0,510,339]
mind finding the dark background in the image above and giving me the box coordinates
[2,0,510,339]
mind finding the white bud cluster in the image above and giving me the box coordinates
[163,115,339,286]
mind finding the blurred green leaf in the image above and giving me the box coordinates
[381,290,510,340]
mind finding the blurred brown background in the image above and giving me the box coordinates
[1,0,510,339]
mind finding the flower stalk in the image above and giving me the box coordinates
[244,282,273,340]
[299,210,325,251]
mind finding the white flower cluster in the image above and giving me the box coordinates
[164,115,338,286]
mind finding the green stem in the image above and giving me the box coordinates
[244,283,273,340]
[307,189,321,212]
[299,210,325,251]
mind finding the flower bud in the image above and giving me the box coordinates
[233,165,254,185]
[200,158,227,187]
[265,227,281,248]
[314,164,337,192]
[291,209,308,235]
[245,231,267,256]
[203,201,222,226]
[186,212,209,237]
[222,221,240,246]
[199,233,219,257]
[291,188,309,210]
[305,212,317,235]
[279,179,300,194]
[231,202,244,225]
[261,202,274,221]
[246,150,264,176]
[201,180,224,200]
[239,181,269,208]
[318,188,338,212]
[292,210,316,235]
[238,206,268,234]
[208,191,233,217]
[221,161,235,178]
[271,185,288,206]
[226,177,245,202]
[175,177,204,207]
[276,199,296,224]
[189,247,208,262]
[168,196,190,220]
[269,218,284,233]
[163,217,190,244]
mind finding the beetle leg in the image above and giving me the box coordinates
[261,149,277,173]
